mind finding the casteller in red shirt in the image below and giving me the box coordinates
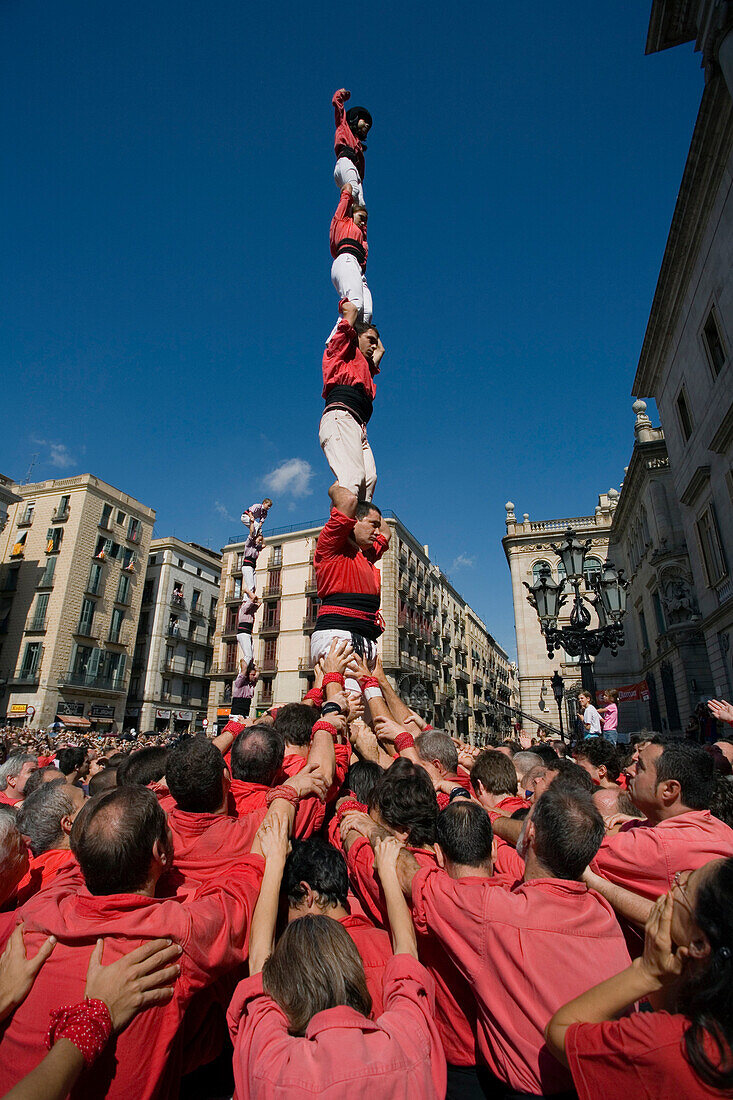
[330,189,368,270]
[322,317,379,425]
[314,507,388,641]
[332,88,369,182]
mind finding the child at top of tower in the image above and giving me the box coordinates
[333,88,372,207]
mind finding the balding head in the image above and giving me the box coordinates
[71,787,170,896]
[231,725,285,785]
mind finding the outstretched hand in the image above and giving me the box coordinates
[373,835,404,880]
[323,638,355,676]
[286,762,331,802]
[708,698,733,725]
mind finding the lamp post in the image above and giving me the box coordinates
[550,670,565,742]
[524,528,629,698]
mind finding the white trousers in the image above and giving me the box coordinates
[243,564,256,594]
[331,254,372,322]
[236,632,254,666]
[334,158,364,206]
[310,627,377,695]
[319,408,377,501]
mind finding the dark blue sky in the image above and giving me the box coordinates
[1,1,703,655]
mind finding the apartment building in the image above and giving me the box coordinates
[125,538,221,734]
[0,475,155,732]
[208,512,514,744]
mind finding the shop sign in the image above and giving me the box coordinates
[156,709,171,720]
[174,710,193,721]
[89,705,116,719]
[57,702,85,717]
[9,703,28,715]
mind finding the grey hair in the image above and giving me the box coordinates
[0,808,23,880]
[415,730,459,773]
[0,754,36,791]
[512,751,542,780]
[17,784,76,856]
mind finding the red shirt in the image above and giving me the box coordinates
[333,88,365,181]
[315,508,387,602]
[322,319,379,403]
[492,837,525,881]
[0,789,22,806]
[494,794,531,814]
[15,848,77,906]
[329,190,368,269]
[339,913,392,1017]
[228,779,327,840]
[411,868,631,1094]
[590,809,733,900]
[346,838,479,1067]
[0,860,263,1100]
[566,1011,726,1100]
[227,954,446,1100]
[280,745,351,832]
[164,808,260,894]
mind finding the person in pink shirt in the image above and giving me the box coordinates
[227,815,446,1100]
[389,784,631,1097]
[597,689,619,744]
[547,857,733,1100]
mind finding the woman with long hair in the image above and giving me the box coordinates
[227,818,446,1098]
[546,856,733,1098]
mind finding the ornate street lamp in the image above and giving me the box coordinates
[524,529,629,696]
[550,670,565,742]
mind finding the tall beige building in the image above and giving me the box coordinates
[208,511,514,743]
[125,538,221,735]
[0,475,155,732]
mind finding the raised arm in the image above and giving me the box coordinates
[373,837,418,959]
[332,87,350,125]
[248,814,290,974]
[582,867,654,928]
[328,480,358,520]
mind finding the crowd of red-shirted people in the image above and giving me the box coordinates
[0,669,733,1100]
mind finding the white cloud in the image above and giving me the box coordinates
[214,500,237,522]
[451,553,475,571]
[263,458,314,499]
[32,439,76,470]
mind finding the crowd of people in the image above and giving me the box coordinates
[2,91,733,1100]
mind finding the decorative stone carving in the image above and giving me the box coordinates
[659,567,700,624]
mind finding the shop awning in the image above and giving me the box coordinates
[56,715,92,728]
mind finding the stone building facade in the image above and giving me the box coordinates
[0,475,155,732]
[125,538,221,735]
[0,476,20,536]
[208,512,514,743]
[634,1,733,698]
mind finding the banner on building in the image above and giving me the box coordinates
[174,710,193,722]
[613,681,650,703]
[156,709,171,720]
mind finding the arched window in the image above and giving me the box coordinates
[583,557,603,586]
[532,560,553,583]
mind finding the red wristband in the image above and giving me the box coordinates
[312,719,339,740]
[336,798,369,822]
[47,998,112,1065]
[358,676,380,691]
[265,784,299,806]
[222,718,246,737]
[394,732,415,753]
[304,687,324,707]
[322,672,345,689]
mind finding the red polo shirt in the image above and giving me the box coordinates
[0,859,264,1100]
[0,789,23,807]
[228,954,446,1100]
[590,809,733,900]
[346,838,478,1067]
[330,190,368,268]
[322,322,379,405]
[164,808,260,894]
[333,88,366,180]
[16,848,77,906]
[314,508,387,602]
[228,779,326,840]
[411,868,631,1094]
[566,1011,723,1100]
[339,913,392,1017]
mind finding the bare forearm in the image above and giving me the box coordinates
[249,859,286,973]
[381,874,418,958]
[491,816,523,846]
[307,730,336,788]
[584,871,654,928]
[4,1039,85,1100]
[328,482,357,519]
[212,730,235,755]
[378,676,411,722]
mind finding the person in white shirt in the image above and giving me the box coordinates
[578,690,602,737]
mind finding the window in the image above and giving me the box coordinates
[162,678,171,697]
[3,567,19,592]
[236,552,244,570]
[129,676,140,697]
[532,560,553,583]
[209,597,217,618]
[78,598,96,637]
[95,536,118,560]
[696,504,727,586]
[127,517,141,543]
[109,608,124,643]
[232,576,242,599]
[266,569,281,594]
[172,584,185,608]
[122,549,136,571]
[168,616,180,637]
[116,574,131,605]
[676,386,694,442]
[260,679,273,704]
[137,612,150,636]
[103,651,125,687]
[39,557,56,588]
[0,602,11,634]
[18,503,35,526]
[46,527,63,554]
[100,503,113,529]
[55,495,71,520]
[177,559,184,568]
[652,592,666,635]
[165,645,175,668]
[271,545,283,567]
[11,532,27,558]
[583,557,603,587]
[191,589,201,611]
[142,579,154,603]
[225,642,238,672]
[181,680,190,702]
[71,644,93,678]
[29,593,49,632]
[185,650,194,673]
[116,510,126,525]
[263,638,277,667]
[20,642,42,677]
[702,307,727,377]
[87,562,104,596]
[639,609,650,650]
[263,602,279,629]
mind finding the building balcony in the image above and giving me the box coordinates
[58,672,126,695]
[302,614,318,634]
[25,620,47,634]
[260,619,281,638]
[268,553,283,569]
[305,571,318,595]
[262,585,281,599]
[6,669,41,687]
[170,594,186,611]
[455,667,469,683]
[51,507,70,523]
[206,664,238,679]
[165,627,183,642]
[190,603,205,618]
[298,656,315,677]
[74,626,99,640]
[260,659,277,676]
[16,515,33,528]
[225,594,241,605]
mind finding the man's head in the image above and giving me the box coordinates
[511,751,543,785]
[354,320,379,363]
[17,783,85,856]
[714,739,733,767]
[345,760,383,806]
[166,736,228,814]
[574,739,621,785]
[284,838,349,920]
[0,754,37,800]
[352,204,368,230]
[274,704,317,749]
[521,786,605,880]
[70,786,172,896]
[88,767,118,797]
[23,766,65,798]
[630,739,715,823]
[230,724,285,785]
[415,730,458,781]
[578,691,592,709]
[531,758,595,801]
[0,808,29,906]
[56,746,88,781]
[470,750,518,810]
[346,105,372,138]
[436,801,493,876]
[370,758,438,847]
[352,500,382,551]
[117,747,169,788]
[496,740,521,758]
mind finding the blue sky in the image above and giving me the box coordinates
[1,1,703,657]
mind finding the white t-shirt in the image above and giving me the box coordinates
[583,704,602,735]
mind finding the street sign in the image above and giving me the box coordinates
[202,718,209,728]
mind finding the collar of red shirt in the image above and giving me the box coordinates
[520,877,589,897]
[168,808,233,836]
[306,1005,382,1036]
